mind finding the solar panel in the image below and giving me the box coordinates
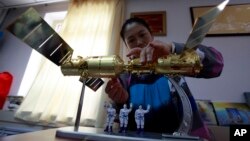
[185,0,229,50]
[7,8,73,66]
[6,7,103,91]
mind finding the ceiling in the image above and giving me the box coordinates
[0,0,69,9]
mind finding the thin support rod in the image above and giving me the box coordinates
[74,78,86,131]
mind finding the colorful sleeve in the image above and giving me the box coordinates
[173,42,224,78]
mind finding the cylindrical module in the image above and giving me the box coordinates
[61,51,202,78]
[61,55,124,78]
[155,51,202,76]
[85,55,124,78]
[60,56,86,76]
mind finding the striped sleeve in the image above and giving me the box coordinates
[197,45,224,78]
[173,42,224,78]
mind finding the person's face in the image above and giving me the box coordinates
[139,105,142,109]
[123,104,127,108]
[124,22,153,49]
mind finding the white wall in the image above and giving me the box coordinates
[125,0,250,102]
[0,0,249,103]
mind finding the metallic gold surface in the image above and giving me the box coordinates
[156,50,202,76]
[61,55,125,78]
[61,50,202,78]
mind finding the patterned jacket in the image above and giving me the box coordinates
[118,42,224,140]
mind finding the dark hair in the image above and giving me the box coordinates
[120,17,152,42]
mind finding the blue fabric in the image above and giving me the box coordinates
[126,74,180,133]
[129,75,171,109]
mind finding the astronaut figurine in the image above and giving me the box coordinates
[119,103,133,133]
[104,102,116,133]
[135,105,150,134]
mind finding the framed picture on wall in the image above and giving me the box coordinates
[196,99,218,125]
[131,11,166,36]
[213,102,250,126]
[190,4,250,36]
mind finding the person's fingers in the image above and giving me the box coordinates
[126,48,142,59]
[149,41,172,56]
[140,48,147,64]
[140,46,155,64]
[145,47,153,63]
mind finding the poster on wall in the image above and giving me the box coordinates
[213,102,250,126]
[131,11,166,36]
[196,100,218,125]
[190,4,250,36]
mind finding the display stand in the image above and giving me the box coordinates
[55,77,202,141]
[56,126,202,141]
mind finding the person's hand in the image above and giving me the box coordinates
[147,104,151,110]
[126,40,172,64]
[105,78,128,103]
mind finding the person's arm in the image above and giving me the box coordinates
[128,103,133,113]
[144,105,151,113]
[173,42,224,78]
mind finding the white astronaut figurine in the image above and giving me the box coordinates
[104,102,116,133]
[135,105,150,134]
[119,103,133,133]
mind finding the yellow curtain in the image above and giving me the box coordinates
[15,0,124,128]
